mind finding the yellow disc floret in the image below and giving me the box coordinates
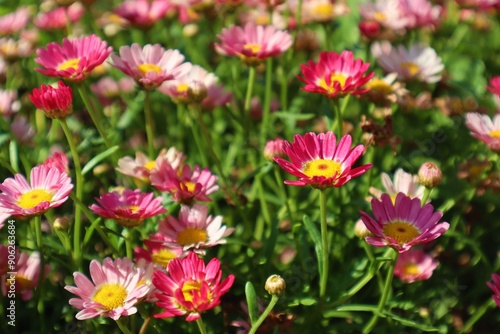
[177,228,208,246]
[382,221,420,244]
[303,159,343,179]
[17,189,53,210]
[93,283,127,310]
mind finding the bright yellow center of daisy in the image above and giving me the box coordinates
[17,189,53,210]
[143,160,156,170]
[243,43,262,54]
[303,159,342,179]
[255,15,269,25]
[177,83,189,93]
[312,3,334,16]
[151,249,178,267]
[373,11,387,22]
[137,63,162,75]
[382,221,420,244]
[93,283,127,310]
[58,58,80,71]
[182,280,209,303]
[177,228,208,246]
[400,62,420,77]
[119,205,140,213]
[489,130,500,138]
[366,79,393,94]
[319,73,347,93]
[403,263,421,276]
[181,181,196,193]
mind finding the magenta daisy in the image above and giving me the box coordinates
[35,34,112,83]
[274,132,372,189]
[134,233,183,269]
[159,204,234,255]
[89,189,167,227]
[0,165,73,218]
[34,3,84,31]
[111,44,191,90]
[65,257,150,320]
[360,193,449,253]
[394,248,439,283]
[29,81,73,119]
[215,22,292,66]
[465,112,500,152]
[153,252,235,321]
[297,51,374,99]
[488,273,500,308]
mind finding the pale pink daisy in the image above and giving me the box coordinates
[0,89,21,117]
[114,0,171,29]
[359,0,408,32]
[134,233,183,269]
[371,41,444,83]
[158,65,217,104]
[89,189,167,228]
[90,76,136,106]
[0,37,33,62]
[65,257,150,320]
[360,193,449,253]
[153,252,235,321]
[35,34,112,82]
[394,248,439,283]
[159,204,234,255]
[0,165,73,218]
[488,272,500,308]
[215,22,292,66]
[398,0,442,30]
[369,168,425,202]
[465,112,500,152]
[300,0,350,24]
[362,72,408,106]
[111,44,191,90]
[0,7,30,36]
[34,3,85,31]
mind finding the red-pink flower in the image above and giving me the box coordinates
[298,51,374,99]
[29,81,73,119]
[487,76,500,98]
[274,132,372,189]
[35,34,112,82]
[153,252,235,321]
[0,7,30,36]
[465,112,500,152]
[34,3,85,31]
[42,151,70,175]
[394,248,439,283]
[488,272,500,308]
[114,0,171,29]
[360,193,449,253]
[89,189,167,227]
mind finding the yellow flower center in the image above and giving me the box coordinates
[181,181,196,193]
[400,62,420,77]
[255,16,269,25]
[303,159,343,179]
[17,189,53,210]
[58,58,80,71]
[373,11,387,22]
[366,79,393,95]
[120,205,140,213]
[137,63,162,76]
[382,221,420,244]
[6,275,33,291]
[176,228,208,246]
[181,280,206,303]
[177,83,189,93]
[151,248,178,267]
[318,73,347,94]
[143,160,156,170]
[403,263,421,276]
[312,3,334,16]
[243,43,262,54]
[93,283,128,311]
[489,130,500,138]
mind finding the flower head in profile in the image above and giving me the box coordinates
[111,44,191,90]
[35,34,112,82]
[158,65,217,104]
[34,3,84,31]
[215,22,292,66]
[274,132,372,189]
[369,168,425,202]
[29,81,73,119]
[159,204,234,255]
[488,272,500,308]
[153,252,235,321]
[298,51,374,99]
[465,112,500,152]
[0,165,73,218]
[360,193,449,253]
[398,0,442,30]
[42,151,70,175]
[89,189,167,227]
[394,248,439,283]
[134,233,183,270]
[114,0,171,29]
[65,257,150,320]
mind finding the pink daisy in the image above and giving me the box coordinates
[111,44,192,90]
[159,204,234,255]
[0,7,30,36]
[0,89,21,117]
[360,193,450,253]
[0,165,73,218]
[89,189,167,228]
[264,138,286,161]
[29,81,73,119]
[200,84,233,110]
[134,233,183,269]
[35,34,112,83]
[297,51,374,99]
[34,3,85,31]
[153,252,235,321]
[41,151,70,175]
[274,132,372,189]
[114,0,171,29]
[487,76,500,99]
[394,248,439,283]
[369,168,425,202]
[65,257,150,320]
[10,116,35,146]
[488,273,500,308]
[465,112,500,152]
[215,22,292,66]
[0,37,33,62]
[359,0,409,32]
[90,76,136,106]
[398,0,442,30]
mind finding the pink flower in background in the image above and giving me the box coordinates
[487,76,500,99]
[369,168,425,202]
[0,89,21,117]
[35,34,112,82]
[90,77,135,106]
[10,116,35,146]
[264,138,286,161]
[111,44,191,90]
[134,233,183,269]
[42,151,70,175]
[394,248,439,283]
[65,257,150,320]
[0,165,73,218]
[488,272,500,308]
[158,65,217,104]
[465,112,500,152]
[34,3,85,31]
[298,51,374,99]
[300,0,350,24]
[29,81,73,119]
[398,0,442,30]
[0,37,33,62]
[359,0,408,32]
[274,132,372,189]
[200,84,233,110]
[153,252,235,321]
[360,193,449,253]
[215,22,292,65]
[159,204,234,255]
[237,5,289,30]
[0,7,30,36]
[114,0,171,29]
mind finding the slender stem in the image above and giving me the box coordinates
[248,295,280,334]
[319,188,329,298]
[59,119,84,270]
[196,317,208,334]
[34,215,46,332]
[189,107,209,167]
[124,228,133,259]
[363,249,398,334]
[255,174,272,240]
[139,310,154,334]
[460,298,496,333]
[244,66,257,132]
[144,90,155,158]
[116,319,133,334]
[260,57,273,151]
[421,187,433,207]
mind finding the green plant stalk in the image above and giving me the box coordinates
[33,215,46,332]
[260,57,273,151]
[60,119,84,270]
[363,249,398,333]
[421,187,433,207]
[244,66,256,129]
[125,228,133,259]
[248,295,280,334]
[144,89,155,158]
[196,317,208,334]
[188,107,209,167]
[116,319,132,334]
[319,188,329,298]
[255,174,272,241]
[460,298,496,333]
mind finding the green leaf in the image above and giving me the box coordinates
[289,297,318,307]
[335,304,379,313]
[384,312,440,332]
[81,146,119,176]
[271,111,316,121]
[245,281,259,325]
[303,215,323,278]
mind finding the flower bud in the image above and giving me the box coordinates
[265,275,286,296]
[264,138,286,161]
[53,216,71,230]
[354,219,371,239]
[418,162,442,188]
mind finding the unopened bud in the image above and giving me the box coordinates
[183,24,199,38]
[265,275,286,296]
[264,138,286,161]
[53,216,71,230]
[354,219,371,239]
[187,81,207,103]
[418,162,442,188]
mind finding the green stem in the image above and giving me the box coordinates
[188,107,209,167]
[33,215,46,332]
[460,298,496,333]
[244,66,257,133]
[196,317,208,334]
[116,319,132,334]
[363,249,398,334]
[59,119,84,270]
[260,57,273,151]
[255,174,272,240]
[319,188,329,298]
[248,295,280,334]
[144,90,155,158]
[421,187,433,207]
[124,228,133,259]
